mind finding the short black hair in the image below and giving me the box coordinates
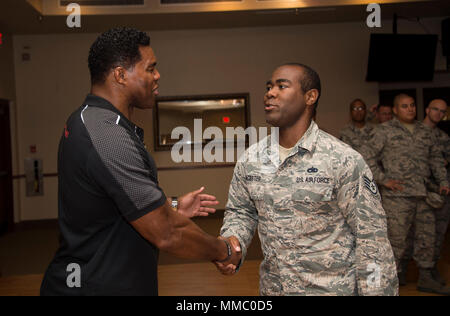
[377,103,393,111]
[349,98,366,111]
[282,63,321,110]
[393,93,414,107]
[88,27,151,85]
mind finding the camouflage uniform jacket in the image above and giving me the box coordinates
[429,126,450,191]
[362,118,448,197]
[339,123,375,154]
[221,121,398,296]
[432,127,450,165]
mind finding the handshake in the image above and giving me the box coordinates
[213,236,242,276]
[175,187,242,275]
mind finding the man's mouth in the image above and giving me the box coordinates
[152,85,159,96]
[264,104,277,111]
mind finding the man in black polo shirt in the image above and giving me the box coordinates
[40,27,240,296]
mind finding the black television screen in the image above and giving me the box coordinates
[366,34,438,82]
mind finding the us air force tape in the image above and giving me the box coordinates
[363,176,378,195]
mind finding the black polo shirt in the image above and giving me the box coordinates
[40,94,166,296]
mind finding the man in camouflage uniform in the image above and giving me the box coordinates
[217,63,398,296]
[363,94,450,295]
[339,99,375,154]
[416,99,450,286]
[367,104,393,125]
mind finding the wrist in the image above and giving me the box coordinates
[216,239,232,263]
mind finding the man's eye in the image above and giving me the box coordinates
[279,85,287,89]
[266,86,272,91]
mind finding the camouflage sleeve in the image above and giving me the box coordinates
[220,162,259,270]
[429,135,449,188]
[360,126,386,185]
[339,129,352,147]
[337,153,399,296]
[366,109,377,124]
[438,129,450,165]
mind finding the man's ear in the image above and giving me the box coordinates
[425,107,430,117]
[392,105,398,116]
[113,67,127,85]
[305,89,319,107]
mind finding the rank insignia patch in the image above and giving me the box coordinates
[363,176,378,195]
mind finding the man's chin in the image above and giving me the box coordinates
[138,98,156,109]
[265,114,280,127]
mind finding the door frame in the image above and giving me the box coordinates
[0,99,14,235]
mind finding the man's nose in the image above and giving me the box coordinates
[266,87,277,98]
[154,69,161,81]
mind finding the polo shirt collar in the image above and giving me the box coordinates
[83,94,144,140]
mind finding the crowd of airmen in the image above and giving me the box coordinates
[339,95,450,295]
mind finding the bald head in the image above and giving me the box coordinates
[428,99,448,109]
[426,99,448,125]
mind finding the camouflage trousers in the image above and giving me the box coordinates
[436,196,450,260]
[382,197,435,271]
[403,195,450,264]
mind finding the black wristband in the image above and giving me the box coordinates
[217,239,232,263]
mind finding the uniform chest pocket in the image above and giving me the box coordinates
[291,186,335,204]
[288,186,337,234]
[291,189,335,221]
[247,184,266,214]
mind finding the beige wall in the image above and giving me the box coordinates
[11,18,447,221]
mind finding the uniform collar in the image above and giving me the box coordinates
[266,120,318,155]
[350,122,372,133]
[294,120,319,154]
[391,117,420,132]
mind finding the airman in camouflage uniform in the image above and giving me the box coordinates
[362,94,450,295]
[339,99,375,154]
[431,125,450,264]
[422,99,450,286]
[219,63,398,296]
[339,124,375,154]
[427,101,450,265]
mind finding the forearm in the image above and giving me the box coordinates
[430,158,449,187]
[160,206,227,261]
[338,159,398,296]
[132,202,228,262]
[349,207,398,295]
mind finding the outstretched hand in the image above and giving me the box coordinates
[213,236,242,276]
[177,187,219,218]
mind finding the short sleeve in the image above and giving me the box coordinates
[84,109,166,221]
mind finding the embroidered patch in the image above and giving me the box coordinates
[363,176,378,195]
